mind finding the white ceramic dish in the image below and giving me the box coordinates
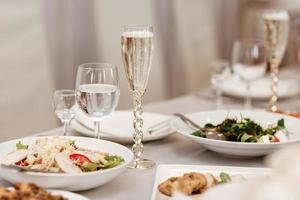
[151,164,271,200]
[71,110,173,143]
[0,136,133,191]
[220,76,299,100]
[171,110,300,157]
[50,189,90,200]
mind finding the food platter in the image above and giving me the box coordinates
[151,164,271,200]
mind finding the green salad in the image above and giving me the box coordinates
[192,118,289,143]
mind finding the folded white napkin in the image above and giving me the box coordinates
[73,106,171,137]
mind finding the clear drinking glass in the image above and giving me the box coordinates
[53,90,76,136]
[232,40,267,109]
[75,63,120,139]
[121,25,154,169]
[210,60,230,109]
[264,10,290,111]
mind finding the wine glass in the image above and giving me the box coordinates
[210,60,230,109]
[121,25,154,169]
[53,90,76,136]
[232,40,267,109]
[75,63,120,139]
[263,10,290,111]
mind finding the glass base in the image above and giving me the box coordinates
[128,158,155,170]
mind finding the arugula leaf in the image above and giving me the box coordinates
[220,172,231,183]
[277,119,285,129]
[16,141,28,150]
[192,130,206,138]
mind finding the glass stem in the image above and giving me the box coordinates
[94,121,101,139]
[63,121,69,136]
[269,61,279,111]
[216,86,223,109]
[132,92,144,168]
[245,82,252,109]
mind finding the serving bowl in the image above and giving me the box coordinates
[171,110,300,157]
[0,136,133,191]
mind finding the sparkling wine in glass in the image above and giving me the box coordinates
[121,25,154,169]
[75,63,120,139]
[264,10,290,111]
[232,40,267,109]
[53,90,76,136]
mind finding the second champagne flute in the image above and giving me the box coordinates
[75,63,120,139]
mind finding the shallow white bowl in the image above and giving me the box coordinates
[0,136,133,191]
[171,110,300,157]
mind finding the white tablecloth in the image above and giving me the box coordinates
[1,91,299,200]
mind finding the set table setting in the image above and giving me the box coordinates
[1,9,300,200]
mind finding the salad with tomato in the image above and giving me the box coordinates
[2,137,124,173]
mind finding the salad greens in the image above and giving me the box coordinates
[192,118,286,143]
[81,155,124,172]
[220,172,231,183]
[16,141,28,150]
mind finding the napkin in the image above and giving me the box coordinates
[73,106,171,137]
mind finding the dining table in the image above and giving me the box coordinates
[0,88,299,200]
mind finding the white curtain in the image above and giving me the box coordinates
[0,0,56,141]
[155,0,240,96]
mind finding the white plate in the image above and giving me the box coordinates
[49,189,90,200]
[0,136,133,191]
[151,164,271,200]
[171,110,300,157]
[220,76,299,100]
[71,110,174,143]
[201,181,255,200]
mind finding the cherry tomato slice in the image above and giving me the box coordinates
[274,137,280,142]
[16,159,29,167]
[70,154,92,164]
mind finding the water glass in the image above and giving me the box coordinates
[53,90,76,136]
[232,40,267,109]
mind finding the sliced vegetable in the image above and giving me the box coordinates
[99,156,124,169]
[70,153,92,164]
[82,162,98,172]
[16,141,28,150]
[16,159,29,167]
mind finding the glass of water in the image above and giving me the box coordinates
[210,60,230,109]
[232,40,266,109]
[53,90,76,136]
[75,63,120,139]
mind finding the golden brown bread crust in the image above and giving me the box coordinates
[0,183,67,200]
[158,172,209,197]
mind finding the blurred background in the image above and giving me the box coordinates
[1,0,300,140]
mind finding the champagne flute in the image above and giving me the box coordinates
[232,40,267,109]
[53,90,76,136]
[264,10,290,111]
[75,63,120,139]
[121,25,154,169]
